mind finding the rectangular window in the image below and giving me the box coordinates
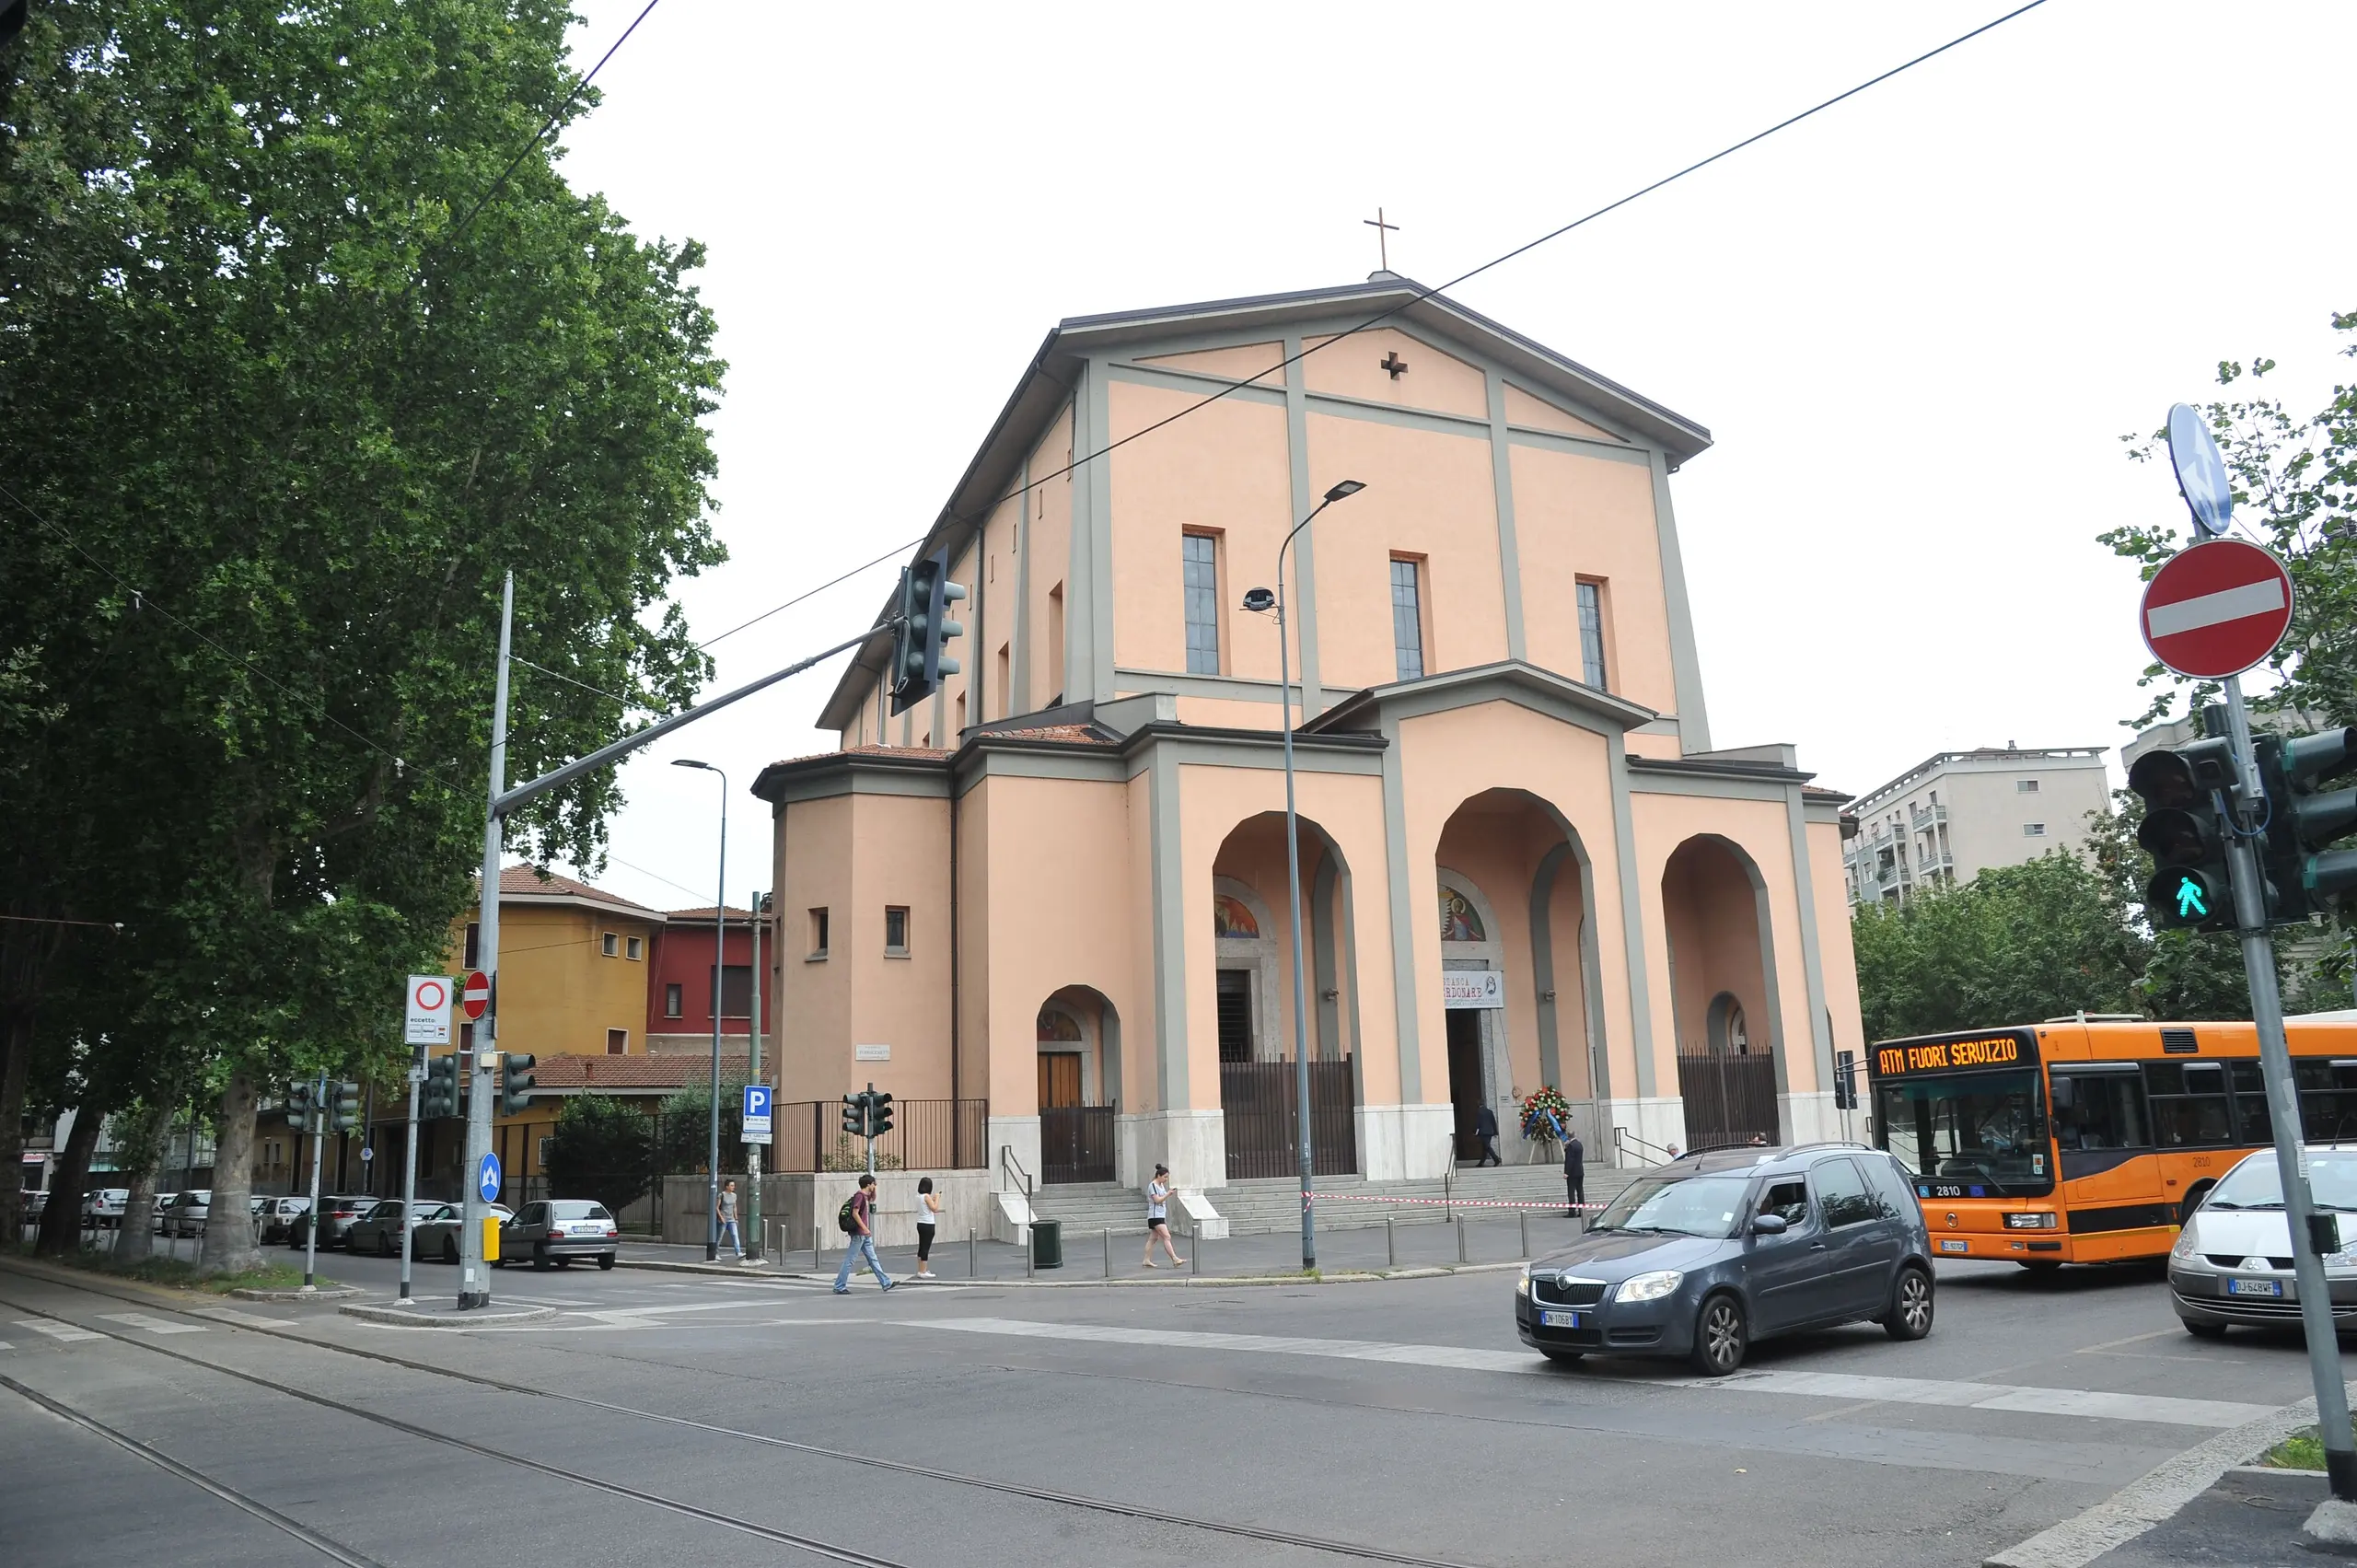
[2051,1067,2149,1150]
[885,906,911,957]
[606,1028,628,1056]
[1390,557,1424,681]
[713,964,751,1017]
[2016,779,2041,794]
[600,932,619,957]
[808,908,829,958]
[625,935,644,961]
[1047,583,1065,703]
[1576,580,1608,690]
[2145,1061,2233,1147]
[464,922,480,969]
[665,982,683,1018]
[1182,532,1221,675]
[955,692,967,737]
[2023,823,2047,837]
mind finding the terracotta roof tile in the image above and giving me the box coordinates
[493,865,663,916]
[663,906,756,922]
[980,724,1106,744]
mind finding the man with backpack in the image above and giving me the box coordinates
[832,1171,895,1295]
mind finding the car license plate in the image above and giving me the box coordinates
[2227,1278,2284,1298]
[1938,1239,1969,1254]
[1539,1309,1583,1329]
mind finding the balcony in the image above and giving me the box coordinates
[1918,849,1955,879]
[1876,860,1904,891]
[1910,803,1948,831]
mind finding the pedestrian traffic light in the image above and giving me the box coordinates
[2128,736,2240,932]
[284,1082,316,1127]
[888,550,967,715]
[499,1052,536,1116]
[2258,726,2357,925]
[868,1088,894,1139]
[1832,1051,1858,1111]
[841,1090,870,1138]
[328,1081,363,1133]
[421,1053,459,1119]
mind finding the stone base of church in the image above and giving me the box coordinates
[1356,1103,1455,1180]
[1779,1091,1846,1146]
[1602,1097,1689,1166]
[1122,1108,1228,1192]
[984,1115,1040,1192]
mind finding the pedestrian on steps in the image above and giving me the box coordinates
[833,1172,895,1295]
[1142,1163,1185,1269]
[1474,1104,1502,1167]
[1563,1129,1585,1223]
[914,1175,940,1280]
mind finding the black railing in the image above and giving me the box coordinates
[1041,1106,1116,1184]
[1221,1058,1356,1179]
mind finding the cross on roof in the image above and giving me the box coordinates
[1380,351,1409,380]
[1363,206,1399,272]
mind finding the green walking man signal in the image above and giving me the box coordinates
[2170,874,2210,922]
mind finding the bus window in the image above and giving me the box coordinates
[2230,1062,2273,1144]
[1875,1068,2048,1194]
[2297,1061,2357,1143]
[2050,1068,2148,1152]
[2146,1061,2233,1147]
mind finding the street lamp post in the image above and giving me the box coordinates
[672,758,728,1261]
[1244,478,1365,1272]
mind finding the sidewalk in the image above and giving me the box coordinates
[620,1208,1590,1285]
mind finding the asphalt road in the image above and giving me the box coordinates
[0,1248,2338,1568]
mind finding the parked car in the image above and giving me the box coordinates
[2171,1143,2357,1337]
[289,1194,378,1249]
[344,1199,434,1258]
[150,1192,181,1233]
[258,1196,312,1244]
[413,1202,508,1264]
[1515,1144,1935,1376]
[82,1189,129,1228]
[497,1199,621,1271]
[161,1189,214,1238]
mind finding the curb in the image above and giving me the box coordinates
[1984,1387,2342,1568]
[1,1253,352,1307]
[616,1255,1524,1287]
[339,1300,559,1328]
[233,1285,362,1302]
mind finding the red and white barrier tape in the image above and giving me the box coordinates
[1301,1190,1605,1212]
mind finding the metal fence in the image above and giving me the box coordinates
[1221,1059,1356,1179]
[1674,1052,1780,1150]
[1041,1106,1116,1184]
[760,1098,987,1173]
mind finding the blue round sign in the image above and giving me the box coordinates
[477,1152,504,1204]
[2167,402,2234,538]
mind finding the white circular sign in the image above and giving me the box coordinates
[412,978,447,1012]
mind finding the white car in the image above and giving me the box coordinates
[151,1193,181,1233]
[2170,1143,2357,1337]
[82,1189,129,1228]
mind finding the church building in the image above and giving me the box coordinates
[752,274,1863,1202]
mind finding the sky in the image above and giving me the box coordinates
[537,0,2357,913]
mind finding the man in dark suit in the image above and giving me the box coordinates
[1473,1104,1501,1167]
[1564,1129,1585,1221]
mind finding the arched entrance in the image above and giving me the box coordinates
[1434,789,1608,1166]
[1663,836,1782,1150]
[1038,986,1119,1184]
[1210,813,1360,1179]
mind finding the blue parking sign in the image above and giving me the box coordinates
[742,1084,772,1144]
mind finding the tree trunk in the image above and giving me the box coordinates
[34,1106,102,1256]
[199,1067,262,1272]
[112,1105,174,1265]
[0,1009,29,1246]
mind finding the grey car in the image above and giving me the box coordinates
[414,1202,508,1264]
[2170,1143,2357,1336]
[161,1189,213,1238]
[288,1194,377,1249]
[1515,1144,1935,1376]
[496,1199,620,1271]
[343,1199,426,1258]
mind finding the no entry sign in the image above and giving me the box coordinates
[2139,539,2293,680]
[460,970,492,1021]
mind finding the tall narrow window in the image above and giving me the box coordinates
[996,644,1011,715]
[665,982,683,1018]
[464,922,480,969]
[606,1028,628,1056]
[1047,584,1065,703]
[1576,581,1608,690]
[1390,558,1424,681]
[808,908,830,958]
[1182,533,1221,675]
[884,906,911,956]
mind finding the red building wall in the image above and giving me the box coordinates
[648,910,767,1039]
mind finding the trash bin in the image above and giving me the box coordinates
[1031,1219,1063,1269]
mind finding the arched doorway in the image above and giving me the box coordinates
[1210,813,1360,1179]
[1663,836,1782,1149]
[1038,986,1119,1184]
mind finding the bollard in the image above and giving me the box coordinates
[1026,1221,1034,1281]
[1457,1214,1468,1264]
[969,1226,977,1279]
[1191,1217,1201,1278]
[1387,1214,1398,1270]
[1520,1209,1529,1260]
[1103,1226,1111,1279]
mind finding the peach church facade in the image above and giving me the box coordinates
[753,275,1863,1198]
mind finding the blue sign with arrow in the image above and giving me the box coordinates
[477,1152,504,1204]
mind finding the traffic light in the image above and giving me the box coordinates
[868,1088,894,1139]
[2128,736,2240,931]
[2258,726,2357,924]
[329,1081,363,1133]
[499,1052,536,1116]
[284,1082,316,1128]
[421,1053,459,1119]
[1832,1050,1858,1111]
[841,1090,870,1138]
[888,550,968,715]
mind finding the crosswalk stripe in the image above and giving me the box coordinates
[906,1317,2279,1430]
[97,1312,207,1336]
[12,1318,101,1343]
[192,1307,296,1329]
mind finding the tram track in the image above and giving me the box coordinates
[0,1270,1493,1568]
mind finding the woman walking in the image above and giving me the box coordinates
[913,1176,941,1279]
[1141,1163,1184,1269]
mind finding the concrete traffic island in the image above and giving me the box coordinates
[232,1283,363,1302]
[340,1298,557,1327]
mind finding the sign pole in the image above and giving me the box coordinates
[2223,676,2357,1499]
[460,571,513,1311]
[399,1047,423,1301]
[746,892,763,1262]
[303,1072,325,1291]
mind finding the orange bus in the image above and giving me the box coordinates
[1866,1016,2357,1267]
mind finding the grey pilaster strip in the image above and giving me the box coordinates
[1283,332,1325,716]
[1313,852,1341,1062]
[1607,731,1656,1097]
[1066,366,1096,706]
[1377,718,1422,1101]
[1487,374,1528,663]
[1786,784,1835,1098]
[1086,356,1116,703]
[1148,745,1190,1109]
[1650,449,1711,754]
[1011,451,1035,714]
[1529,843,1566,1088]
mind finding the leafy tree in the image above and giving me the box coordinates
[541,1094,654,1219]
[657,1077,748,1175]
[1,2,725,1269]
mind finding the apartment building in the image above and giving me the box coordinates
[1843,746,2109,905]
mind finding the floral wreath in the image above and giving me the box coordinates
[1519,1085,1573,1141]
